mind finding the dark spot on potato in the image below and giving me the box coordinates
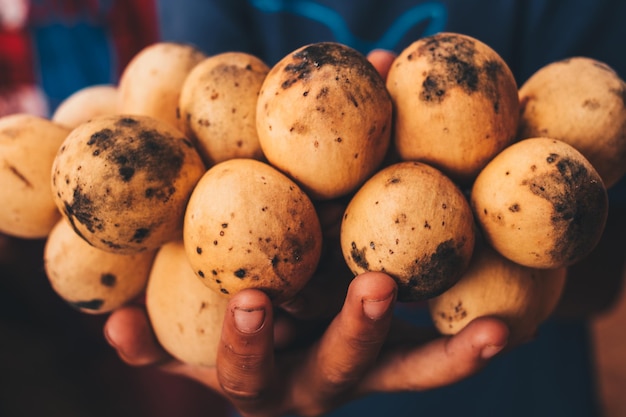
[399,238,467,302]
[196,246,202,254]
[70,299,104,311]
[220,288,230,294]
[119,166,135,181]
[131,228,150,243]
[522,155,608,264]
[198,270,205,278]
[7,165,32,188]
[234,268,247,278]
[63,185,100,235]
[509,203,520,212]
[116,117,138,127]
[100,273,116,287]
[350,241,369,270]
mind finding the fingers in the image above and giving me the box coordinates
[298,272,397,404]
[216,289,276,414]
[359,316,509,393]
[367,49,397,80]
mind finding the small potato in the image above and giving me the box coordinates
[147,240,228,367]
[118,42,207,128]
[178,52,270,166]
[518,57,626,188]
[51,114,206,254]
[0,113,70,238]
[183,158,322,304]
[386,32,519,184]
[52,84,119,129]
[471,137,608,269]
[256,42,392,200]
[44,219,155,314]
[428,243,567,345]
[340,161,475,301]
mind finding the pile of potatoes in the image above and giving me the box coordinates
[1,32,624,365]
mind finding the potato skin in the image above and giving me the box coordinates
[386,32,519,184]
[340,161,475,301]
[518,57,626,188]
[184,158,323,304]
[256,42,392,200]
[44,219,155,314]
[178,52,270,166]
[147,240,228,366]
[428,243,566,345]
[51,114,206,254]
[0,114,70,238]
[52,84,119,129]
[471,137,608,269]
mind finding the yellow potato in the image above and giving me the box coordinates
[471,137,608,269]
[256,42,392,200]
[183,158,322,304]
[178,52,270,166]
[340,161,475,301]
[51,114,206,254]
[52,84,119,129]
[0,113,70,238]
[386,32,519,184]
[44,219,155,314]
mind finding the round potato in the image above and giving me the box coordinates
[44,219,155,314]
[256,41,392,200]
[471,137,608,269]
[52,84,119,129]
[178,52,270,166]
[147,240,228,366]
[51,114,206,254]
[340,161,475,301]
[518,56,626,188]
[386,32,519,184]
[428,242,567,345]
[183,158,322,304]
[118,42,206,128]
[0,113,70,238]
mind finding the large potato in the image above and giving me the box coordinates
[178,52,270,166]
[518,57,626,188]
[256,42,392,200]
[386,32,519,184]
[183,158,322,304]
[118,42,206,128]
[340,161,475,301]
[428,243,567,345]
[0,113,70,238]
[51,114,206,254]
[44,219,155,314]
[147,240,228,366]
[471,137,608,269]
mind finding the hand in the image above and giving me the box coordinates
[103,50,510,417]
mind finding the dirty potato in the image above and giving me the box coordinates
[178,52,270,166]
[386,32,519,184]
[51,114,206,254]
[256,42,392,200]
[183,158,322,304]
[340,161,475,301]
[518,56,626,188]
[44,219,156,314]
[0,114,70,238]
[471,137,608,269]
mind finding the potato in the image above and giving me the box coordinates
[44,219,155,314]
[256,41,392,200]
[471,137,608,269]
[386,32,519,184]
[340,161,475,301]
[178,52,270,166]
[183,158,322,304]
[146,240,228,366]
[0,113,70,238]
[518,57,626,188]
[428,242,567,345]
[51,114,206,254]
[118,42,206,128]
[52,84,119,129]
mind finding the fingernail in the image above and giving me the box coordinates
[481,343,506,360]
[362,292,394,320]
[234,306,265,333]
